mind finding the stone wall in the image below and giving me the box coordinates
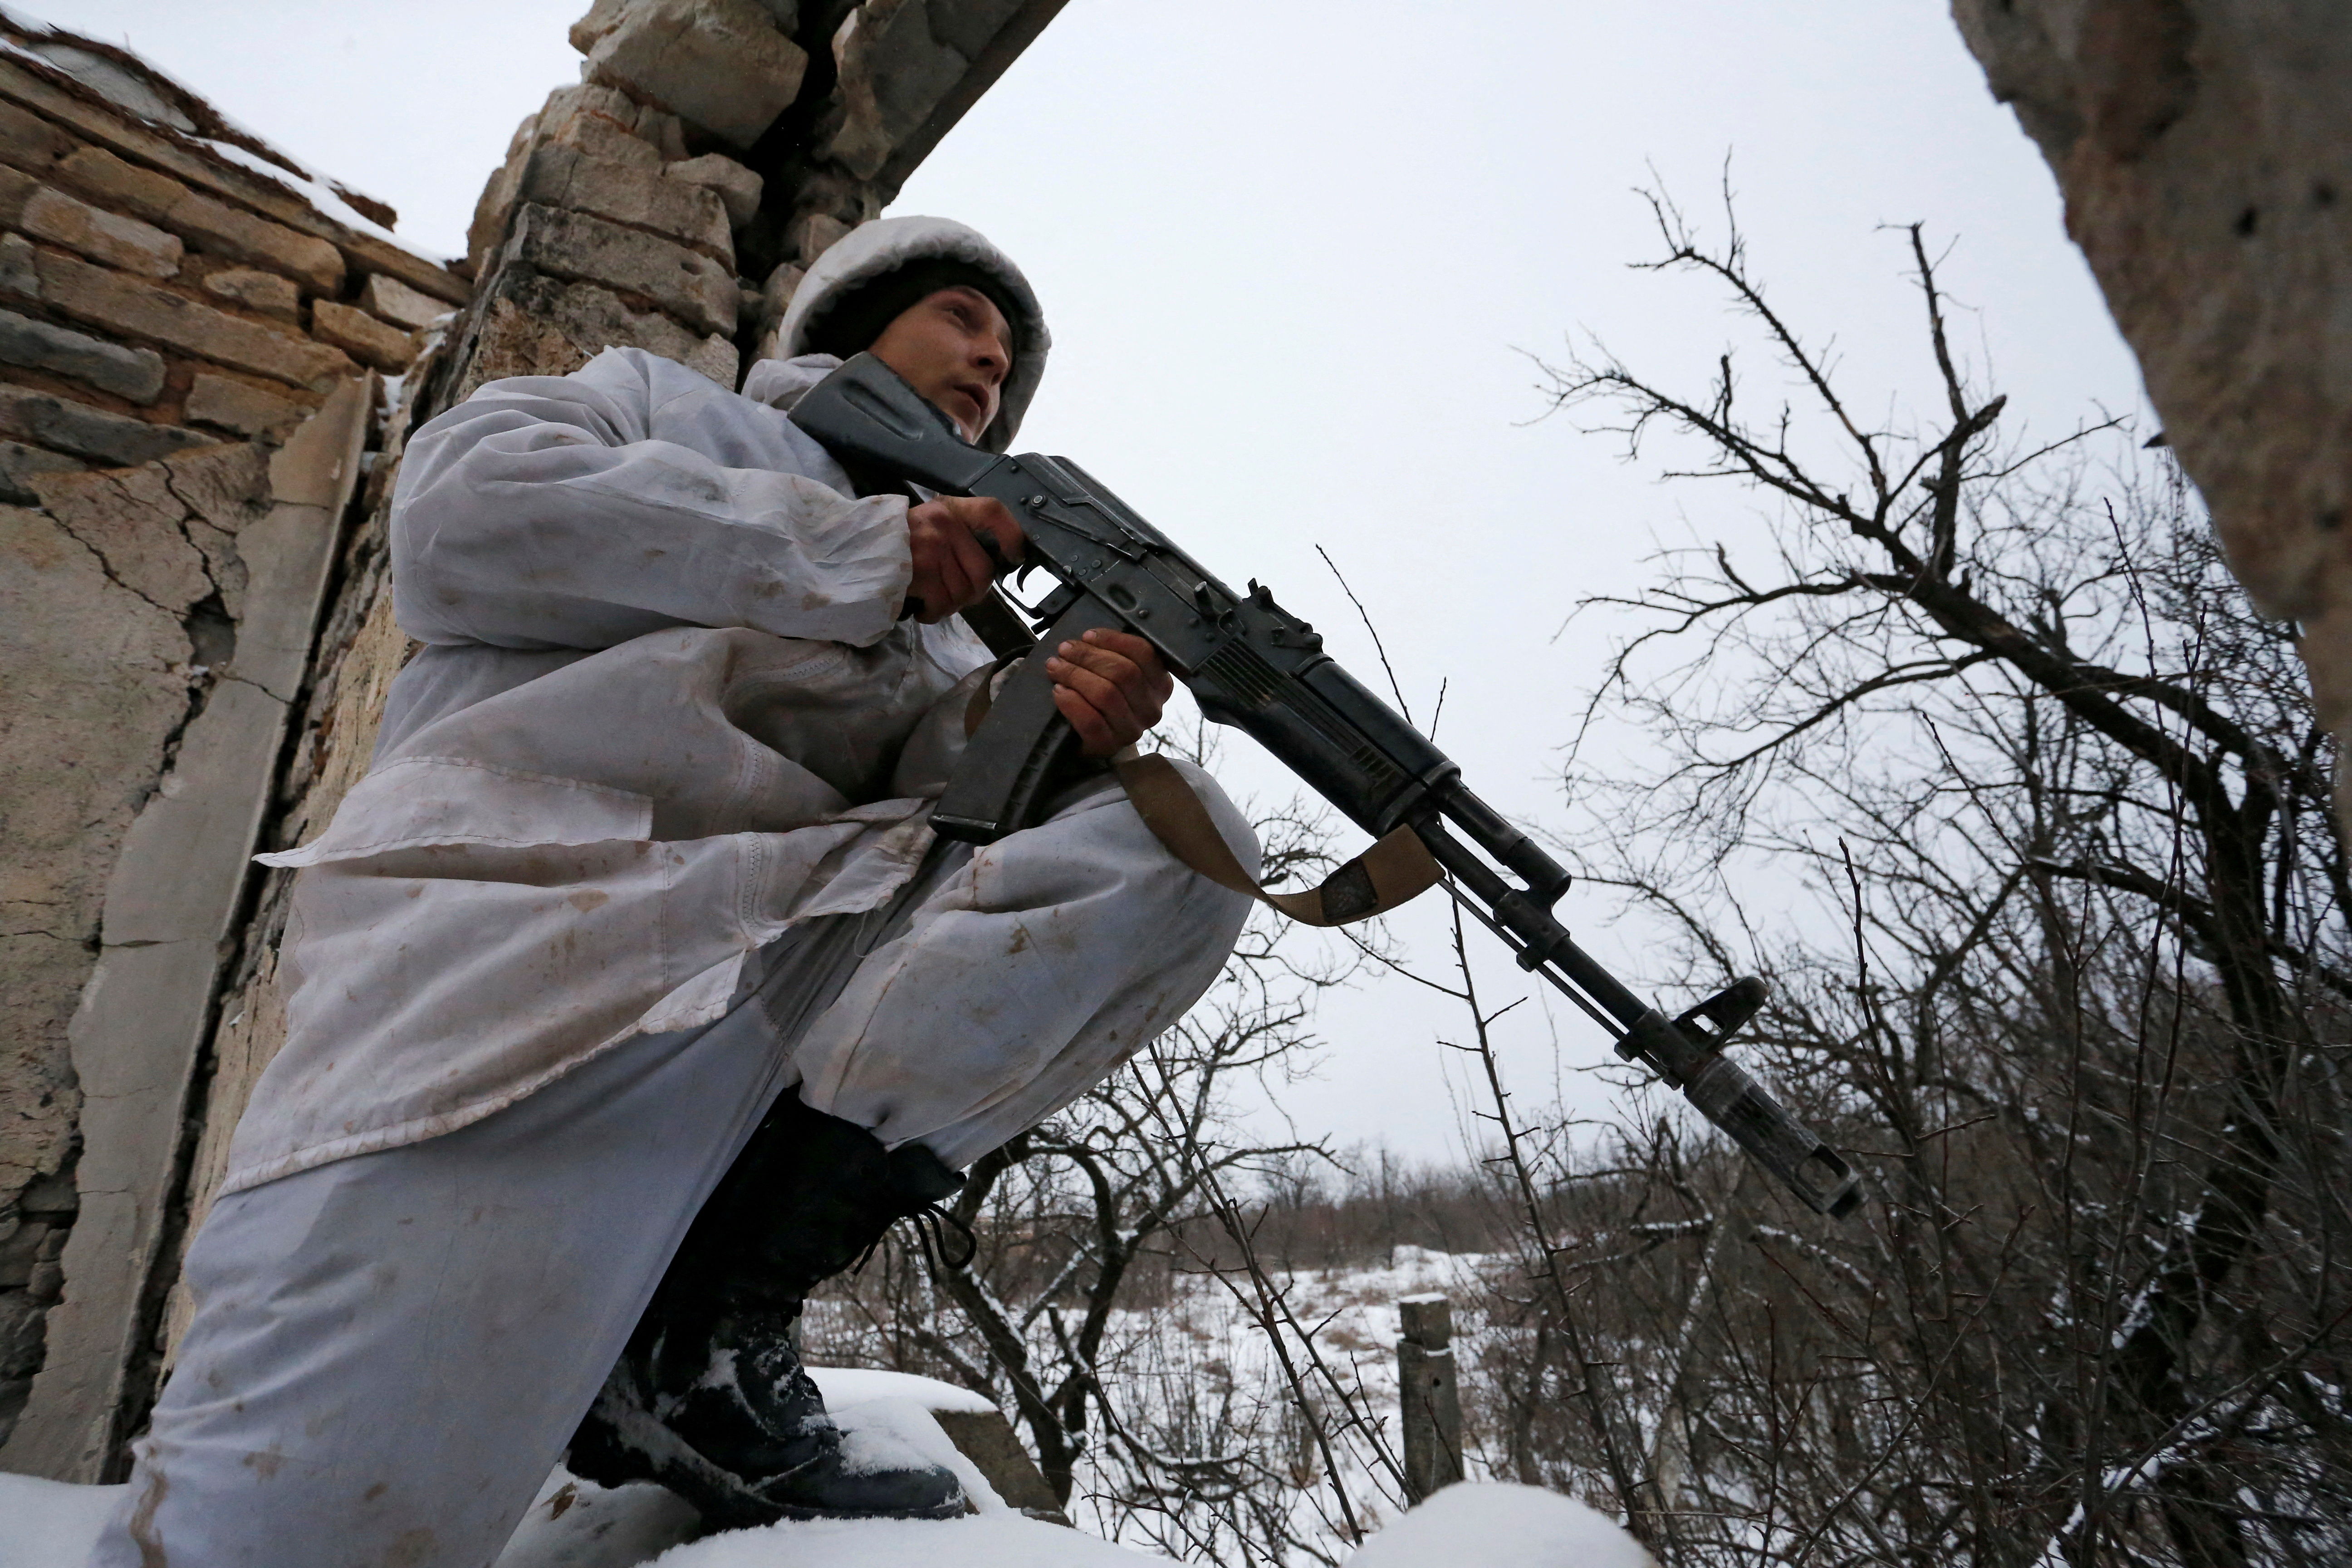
[1950,1,2352,797]
[0,17,466,1480]
[0,0,1068,1484]
[456,0,1068,391]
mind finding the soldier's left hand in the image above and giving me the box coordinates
[1045,629,1174,757]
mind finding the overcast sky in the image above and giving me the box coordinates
[43,2,2147,1168]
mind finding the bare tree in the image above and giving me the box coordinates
[1499,185,2352,1566]
[815,190,2352,1568]
[804,731,1413,1563]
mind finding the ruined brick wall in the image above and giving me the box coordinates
[1951,1,2352,795]
[456,0,1067,393]
[1,0,1065,1484]
[0,19,467,1479]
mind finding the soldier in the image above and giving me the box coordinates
[90,216,1254,1566]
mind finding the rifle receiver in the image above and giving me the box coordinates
[789,355,1867,1221]
[787,353,1004,496]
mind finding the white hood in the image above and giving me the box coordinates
[747,214,1049,451]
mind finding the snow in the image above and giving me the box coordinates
[805,1367,999,1416]
[498,1469,704,1568]
[1348,1485,1655,1568]
[895,1240,1507,1551]
[818,1397,995,1508]
[195,136,437,259]
[0,10,453,269]
[0,1348,1655,1568]
[0,1374,1052,1568]
[0,1470,121,1568]
[0,1461,1643,1568]
[651,1516,1148,1568]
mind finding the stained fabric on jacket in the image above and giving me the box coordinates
[222,346,1001,1196]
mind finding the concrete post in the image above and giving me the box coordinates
[1398,1293,1464,1503]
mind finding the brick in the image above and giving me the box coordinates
[457,270,734,401]
[358,273,450,332]
[20,187,181,280]
[0,384,209,466]
[538,84,663,170]
[0,436,82,505]
[339,235,467,308]
[503,202,736,337]
[0,231,36,300]
[754,260,803,337]
[583,0,808,149]
[47,144,179,223]
[0,306,165,402]
[633,109,688,165]
[310,299,414,373]
[519,144,732,261]
[665,154,762,227]
[465,113,539,280]
[0,162,28,224]
[568,0,629,54]
[33,247,356,391]
[184,373,309,438]
[0,58,464,310]
[0,97,72,175]
[787,210,850,267]
[200,267,299,321]
[55,147,343,295]
[926,0,1031,59]
[549,111,664,174]
[828,0,970,179]
[156,193,344,297]
[789,168,872,228]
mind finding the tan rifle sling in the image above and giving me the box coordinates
[958,655,1440,927]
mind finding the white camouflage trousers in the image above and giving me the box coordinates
[88,779,1251,1568]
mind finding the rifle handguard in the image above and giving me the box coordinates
[1619,984,1861,1219]
[790,353,1869,1222]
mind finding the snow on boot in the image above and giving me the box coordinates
[570,1299,965,1528]
[568,1093,974,1525]
[683,1306,964,1523]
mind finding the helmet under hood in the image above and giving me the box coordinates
[760,215,1049,453]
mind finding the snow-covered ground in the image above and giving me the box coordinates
[804,1243,1520,1558]
[0,1359,1649,1567]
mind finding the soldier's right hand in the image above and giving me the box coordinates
[904,495,1024,622]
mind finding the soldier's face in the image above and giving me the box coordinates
[868,285,1011,442]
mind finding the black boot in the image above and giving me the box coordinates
[568,1093,973,1527]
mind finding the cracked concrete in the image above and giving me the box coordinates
[1,0,1070,1486]
[0,377,370,1477]
[0,492,188,1454]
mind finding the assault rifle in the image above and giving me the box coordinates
[791,353,1861,1219]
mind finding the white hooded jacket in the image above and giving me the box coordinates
[220,219,1063,1196]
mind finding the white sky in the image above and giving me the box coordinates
[43,2,2147,1169]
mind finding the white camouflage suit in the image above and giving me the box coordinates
[91,218,1254,1567]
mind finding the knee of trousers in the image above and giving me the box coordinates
[1141,756,1257,952]
[1034,755,1257,954]
[789,760,1257,1158]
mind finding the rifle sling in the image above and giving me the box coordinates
[957,656,1440,926]
[1112,752,1441,927]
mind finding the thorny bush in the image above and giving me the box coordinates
[810,190,2352,1568]
[1514,186,2352,1568]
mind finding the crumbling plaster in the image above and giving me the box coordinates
[0,379,370,1482]
[2,0,1073,1485]
[1952,0,2352,794]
